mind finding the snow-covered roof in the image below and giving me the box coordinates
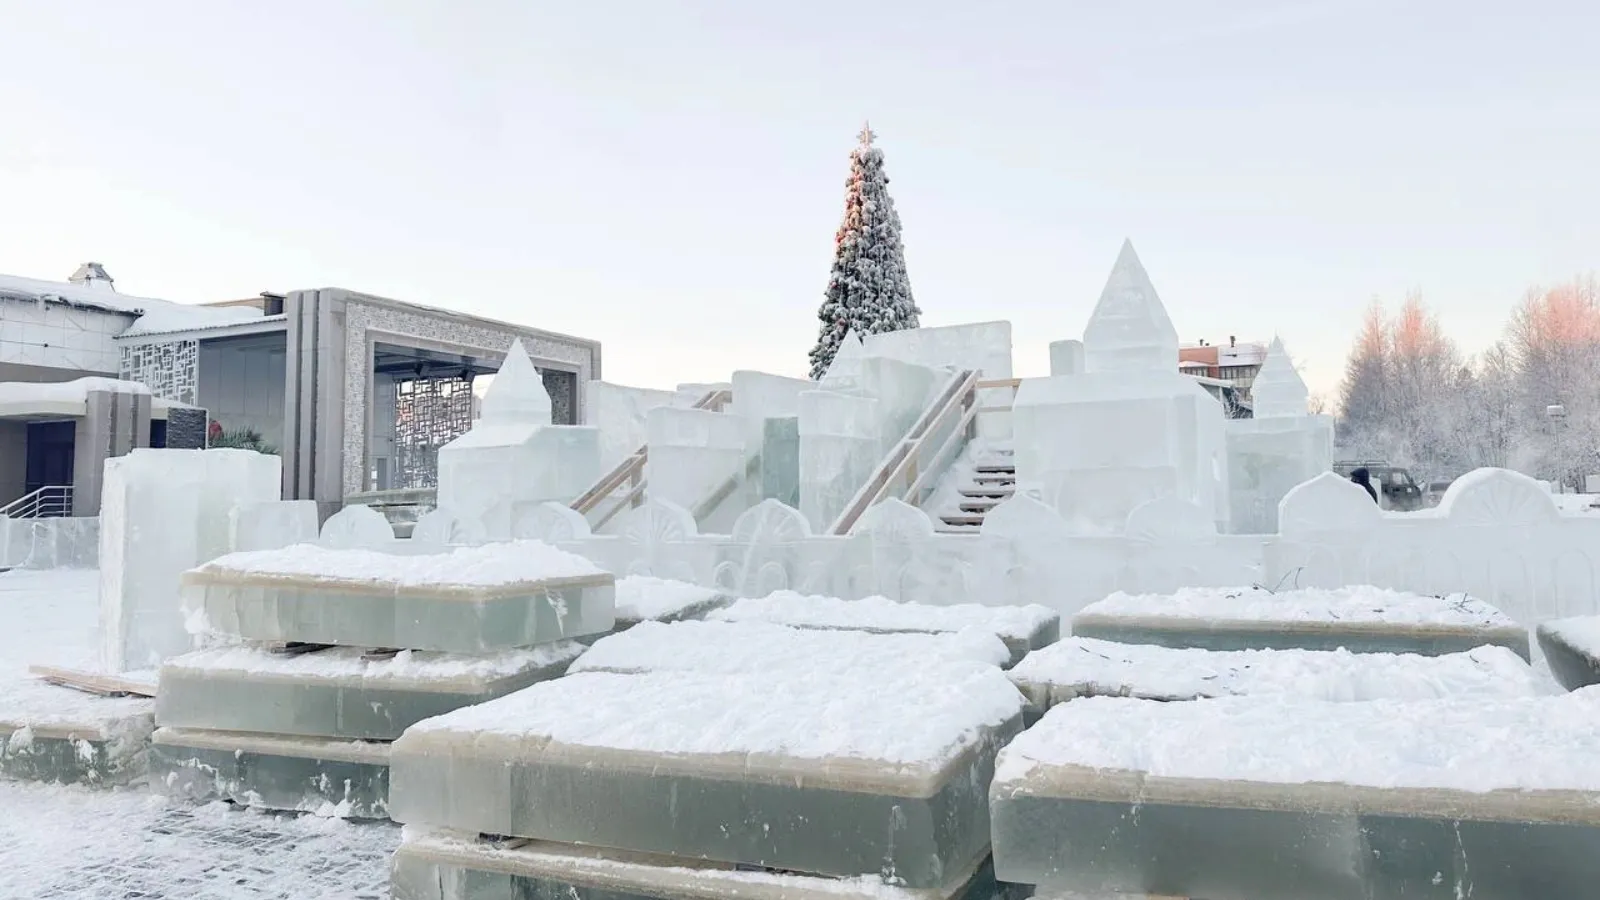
[0,377,194,419]
[0,271,261,337]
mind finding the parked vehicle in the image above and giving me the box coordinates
[1333,460,1426,512]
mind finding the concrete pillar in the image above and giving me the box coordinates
[73,389,151,516]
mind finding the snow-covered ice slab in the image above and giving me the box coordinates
[1536,617,1600,691]
[0,681,154,787]
[570,620,1011,677]
[1072,586,1529,660]
[158,643,585,740]
[991,691,1600,898]
[709,592,1060,668]
[150,726,391,819]
[613,575,730,629]
[181,541,616,652]
[391,668,1026,888]
[392,829,1022,900]
[1008,638,1544,713]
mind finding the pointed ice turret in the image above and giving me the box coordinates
[1250,336,1310,418]
[1083,239,1179,374]
[820,329,867,388]
[479,338,552,425]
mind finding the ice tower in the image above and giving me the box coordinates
[436,339,600,539]
[1225,337,1333,533]
[1011,240,1229,532]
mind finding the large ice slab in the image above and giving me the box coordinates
[391,668,1025,887]
[992,691,1600,898]
[182,541,615,652]
[392,828,1021,900]
[150,726,391,819]
[1,687,154,787]
[158,643,585,740]
[612,576,730,628]
[1537,616,1600,690]
[99,448,280,672]
[709,592,1059,668]
[1072,586,1529,659]
[1008,637,1544,713]
[571,620,1011,677]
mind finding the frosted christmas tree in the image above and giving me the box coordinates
[808,124,920,379]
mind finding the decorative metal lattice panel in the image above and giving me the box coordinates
[540,368,577,426]
[119,340,199,404]
[394,374,475,489]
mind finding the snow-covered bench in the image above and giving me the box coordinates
[180,541,616,652]
[1072,586,1529,660]
[391,667,1026,888]
[708,592,1059,668]
[992,691,1600,898]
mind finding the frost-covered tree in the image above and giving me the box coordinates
[808,124,920,379]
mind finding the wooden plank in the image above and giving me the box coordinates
[940,514,986,527]
[975,464,1016,474]
[28,665,157,698]
[267,641,334,656]
[959,486,1015,498]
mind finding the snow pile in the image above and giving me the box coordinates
[190,539,604,589]
[1078,585,1515,627]
[1009,638,1546,703]
[406,667,1024,767]
[998,689,1600,792]
[613,576,724,623]
[711,591,1057,643]
[571,619,1010,676]
[162,642,585,683]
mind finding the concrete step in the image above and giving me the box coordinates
[940,514,986,528]
[973,474,1016,486]
[960,498,1004,513]
[959,486,1015,499]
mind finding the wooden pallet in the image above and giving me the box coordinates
[28,665,157,698]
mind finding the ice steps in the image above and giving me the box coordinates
[938,448,1015,534]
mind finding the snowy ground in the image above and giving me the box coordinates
[0,569,398,898]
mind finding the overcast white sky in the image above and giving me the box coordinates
[3,0,1598,396]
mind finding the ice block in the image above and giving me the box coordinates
[1536,617,1600,691]
[390,668,1026,887]
[392,829,1024,900]
[570,619,1010,677]
[158,643,585,741]
[150,726,391,819]
[0,679,154,786]
[181,541,616,652]
[1072,586,1529,660]
[1008,638,1544,714]
[709,592,1059,668]
[991,691,1600,898]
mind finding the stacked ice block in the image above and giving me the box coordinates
[1008,637,1544,715]
[991,690,1600,898]
[0,679,155,786]
[708,591,1060,668]
[1071,585,1529,660]
[1536,616,1600,690]
[390,625,1029,899]
[152,539,614,818]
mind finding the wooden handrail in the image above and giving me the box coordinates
[976,377,1023,389]
[827,369,980,535]
[570,388,732,517]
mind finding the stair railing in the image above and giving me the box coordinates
[827,369,982,536]
[0,485,74,519]
[572,388,733,531]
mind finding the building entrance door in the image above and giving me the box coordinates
[24,420,75,495]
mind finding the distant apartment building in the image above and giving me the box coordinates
[1178,336,1268,418]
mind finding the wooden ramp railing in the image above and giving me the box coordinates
[570,388,732,531]
[826,369,987,536]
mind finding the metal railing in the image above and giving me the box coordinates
[570,388,733,531]
[0,485,74,519]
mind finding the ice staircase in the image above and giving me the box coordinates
[929,443,1016,534]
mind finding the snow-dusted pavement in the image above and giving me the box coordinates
[0,783,397,898]
[0,568,397,898]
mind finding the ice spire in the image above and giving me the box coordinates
[820,329,867,388]
[479,338,552,425]
[1082,239,1179,373]
[1250,336,1310,418]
